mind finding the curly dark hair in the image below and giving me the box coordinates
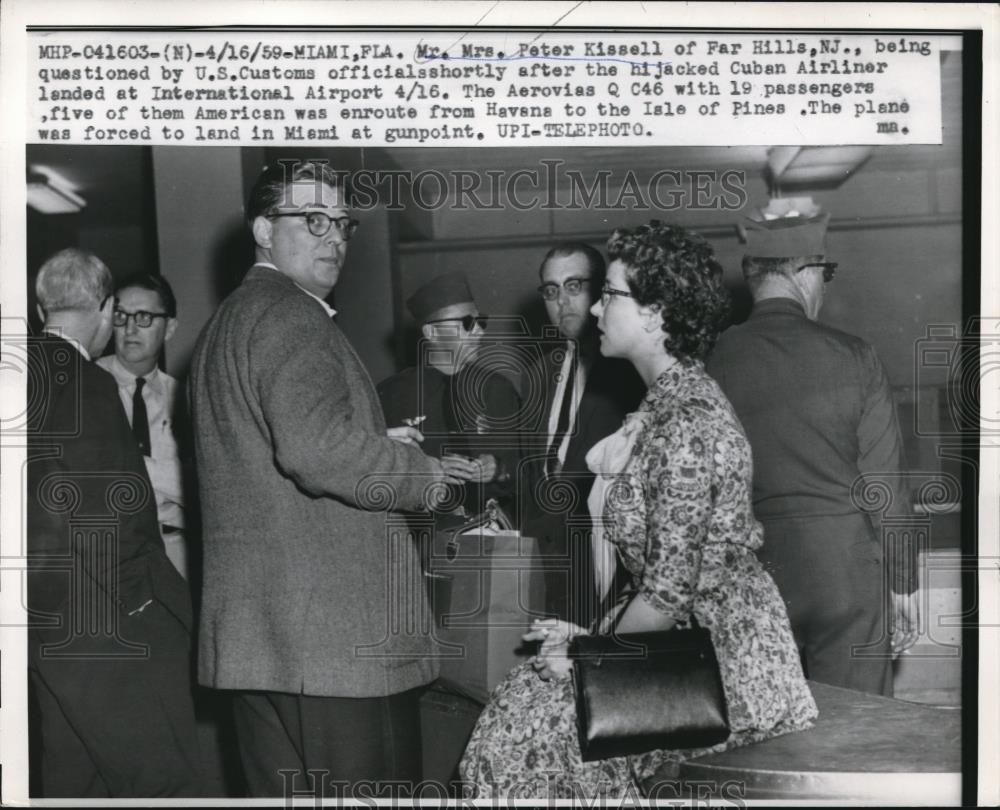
[607,221,730,364]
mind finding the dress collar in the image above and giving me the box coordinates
[642,360,701,407]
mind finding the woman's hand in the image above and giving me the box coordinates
[523,619,587,681]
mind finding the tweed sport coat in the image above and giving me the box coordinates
[190,266,440,698]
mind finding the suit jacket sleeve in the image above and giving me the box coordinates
[251,297,438,511]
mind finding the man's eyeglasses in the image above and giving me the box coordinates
[537,277,591,301]
[113,309,169,328]
[600,285,634,306]
[425,314,489,333]
[797,262,838,283]
[268,211,360,240]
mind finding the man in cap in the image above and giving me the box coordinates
[27,249,206,796]
[707,212,918,696]
[378,271,522,521]
[522,243,644,628]
[190,161,453,796]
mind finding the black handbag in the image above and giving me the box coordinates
[570,624,730,761]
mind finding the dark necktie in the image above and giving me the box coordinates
[546,353,577,477]
[132,377,151,456]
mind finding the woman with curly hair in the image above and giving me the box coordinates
[459,222,817,799]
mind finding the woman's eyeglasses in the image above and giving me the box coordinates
[425,314,489,333]
[268,211,360,240]
[113,309,168,328]
[537,277,591,301]
[600,285,634,306]
[796,262,838,283]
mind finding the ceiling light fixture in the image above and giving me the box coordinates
[26,167,86,214]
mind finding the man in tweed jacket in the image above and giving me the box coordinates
[190,161,451,796]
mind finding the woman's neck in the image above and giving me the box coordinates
[631,349,678,388]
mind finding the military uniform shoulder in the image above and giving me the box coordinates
[809,318,874,352]
[711,322,747,348]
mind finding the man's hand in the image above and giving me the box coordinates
[891,591,920,657]
[422,457,463,511]
[386,426,425,447]
[524,618,587,681]
[441,453,497,484]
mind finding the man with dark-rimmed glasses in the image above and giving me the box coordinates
[522,243,644,629]
[707,212,918,697]
[97,274,188,579]
[190,161,454,796]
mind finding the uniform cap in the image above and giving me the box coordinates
[407,271,476,324]
[742,212,830,259]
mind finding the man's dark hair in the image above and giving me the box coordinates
[538,242,607,290]
[116,273,178,318]
[245,160,349,232]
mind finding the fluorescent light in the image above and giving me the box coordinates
[26,167,86,214]
[767,146,874,188]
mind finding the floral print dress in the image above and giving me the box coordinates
[459,363,817,799]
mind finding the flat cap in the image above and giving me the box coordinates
[407,271,475,324]
[743,212,830,259]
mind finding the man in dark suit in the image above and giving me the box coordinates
[27,249,205,797]
[522,243,644,628]
[706,213,918,696]
[190,161,453,797]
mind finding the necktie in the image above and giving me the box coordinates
[546,353,577,477]
[132,377,151,456]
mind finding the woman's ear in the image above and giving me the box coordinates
[639,303,662,334]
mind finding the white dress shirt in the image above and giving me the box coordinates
[545,340,587,474]
[96,354,185,530]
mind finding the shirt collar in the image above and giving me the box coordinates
[42,328,91,360]
[101,354,163,394]
[254,262,337,318]
[750,297,807,318]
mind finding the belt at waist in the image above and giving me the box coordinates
[160,524,184,535]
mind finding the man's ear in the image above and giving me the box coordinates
[251,215,273,249]
[164,317,178,343]
[421,323,434,341]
